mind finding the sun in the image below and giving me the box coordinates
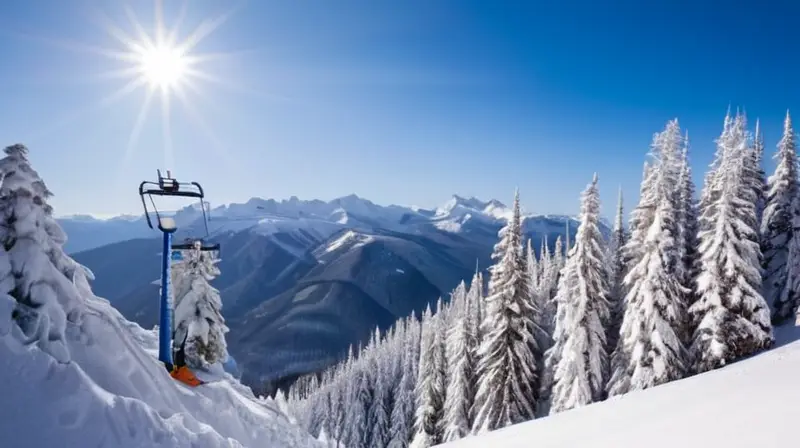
[137,44,187,90]
[29,1,251,174]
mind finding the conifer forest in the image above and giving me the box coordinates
[281,110,794,447]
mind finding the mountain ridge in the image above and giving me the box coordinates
[57,192,584,253]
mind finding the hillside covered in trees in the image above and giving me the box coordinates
[280,110,798,447]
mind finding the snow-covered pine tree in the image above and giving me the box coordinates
[466,269,483,346]
[389,316,418,448]
[349,365,372,448]
[472,189,542,433]
[0,143,87,363]
[677,138,700,313]
[432,304,448,439]
[765,111,800,324]
[691,112,773,373]
[388,318,406,412]
[407,311,422,387]
[548,173,610,413]
[606,161,657,396]
[172,240,229,368]
[608,120,689,396]
[307,382,325,438]
[527,238,539,293]
[539,235,551,288]
[329,374,347,446]
[606,186,627,357]
[551,235,565,292]
[369,330,391,448]
[537,235,561,339]
[751,119,768,226]
[527,238,550,352]
[442,276,477,442]
[410,304,443,447]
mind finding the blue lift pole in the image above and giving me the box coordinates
[158,226,177,367]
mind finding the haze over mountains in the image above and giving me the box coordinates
[61,193,597,390]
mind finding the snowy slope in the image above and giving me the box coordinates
[443,325,800,448]
[0,288,321,447]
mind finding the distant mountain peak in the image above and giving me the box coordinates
[439,195,505,215]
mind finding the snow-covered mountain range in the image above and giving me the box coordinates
[58,193,584,253]
[62,194,600,391]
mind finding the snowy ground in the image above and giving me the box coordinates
[443,324,800,448]
[0,293,320,448]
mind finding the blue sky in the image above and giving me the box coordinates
[0,0,795,218]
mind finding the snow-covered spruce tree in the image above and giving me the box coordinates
[527,238,550,352]
[548,173,610,413]
[347,364,372,448]
[608,120,689,396]
[432,301,448,437]
[607,160,655,396]
[606,186,627,354]
[472,189,543,433]
[765,111,800,324]
[527,238,539,293]
[691,112,773,373]
[389,317,418,448]
[172,240,229,368]
[677,139,700,313]
[369,333,391,448]
[442,278,477,442]
[329,373,347,446]
[387,318,406,412]
[0,143,87,363]
[466,269,483,346]
[410,305,444,447]
[539,236,550,287]
[751,119,768,227]
[537,235,561,342]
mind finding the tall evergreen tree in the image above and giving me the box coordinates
[367,329,390,448]
[466,270,483,347]
[751,119,768,225]
[549,174,610,413]
[472,190,542,433]
[527,238,549,351]
[779,193,800,326]
[691,112,773,373]
[527,238,539,293]
[442,284,477,442]
[389,319,418,448]
[351,366,372,448]
[410,305,443,447]
[607,161,656,397]
[609,120,689,396]
[677,138,700,298]
[765,111,800,323]
[606,186,627,354]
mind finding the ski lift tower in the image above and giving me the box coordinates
[138,170,212,369]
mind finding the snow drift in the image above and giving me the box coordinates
[442,324,800,448]
[0,289,320,448]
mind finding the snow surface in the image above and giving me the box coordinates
[0,291,321,448]
[443,324,800,448]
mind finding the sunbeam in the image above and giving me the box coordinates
[19,0,263,172]
[122,87,157,169]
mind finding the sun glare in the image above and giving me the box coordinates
[30,0,248,174]
[138,44,187,89]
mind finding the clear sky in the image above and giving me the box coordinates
[0,0,795,218]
